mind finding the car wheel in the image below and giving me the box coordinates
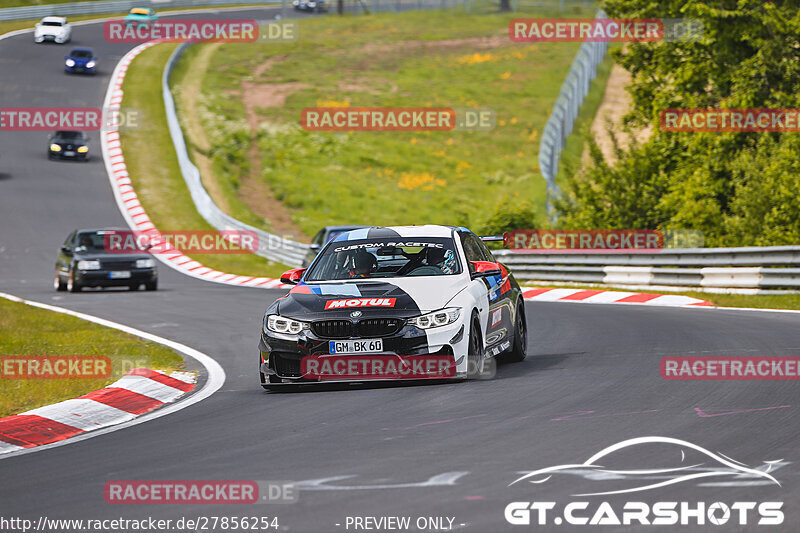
[67,271,82,292]
[499,301,527,364]
[54,272,66,291]
[145,281,158,291]
[128,283,140,291]
[467,315,485,379]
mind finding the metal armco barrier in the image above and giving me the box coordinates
[494,247,800,289]
[538,9,609,210]
[163,42,309,267]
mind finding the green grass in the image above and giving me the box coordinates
[523,283,800,311]
[120,43,292,279]
[0,298,184,417]
[174,6,610,236]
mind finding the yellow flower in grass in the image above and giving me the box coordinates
[434,150,446,158]
[316,99,350,108]
[456,53,496,66]
[500,72,512,80]
[445,138,454,145]
[397,172,446,191]
[410,138,417,145]
[510,118,518,125]
[528,130,538,142]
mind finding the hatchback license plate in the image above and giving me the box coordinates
[329,339,383,354]
[109,271,131,279]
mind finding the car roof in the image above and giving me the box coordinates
[41,16,66,23]
[129,7,151,13]
[53,130,84,136]
[69,47,93,53]
[332,224,457,242]
[75,227,129,234]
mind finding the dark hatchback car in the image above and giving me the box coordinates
[65,47,97,74]
[302,225,371,267]
[48,131,90,161]
[55,228,158,292]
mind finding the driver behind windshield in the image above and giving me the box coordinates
[348,249,377,278]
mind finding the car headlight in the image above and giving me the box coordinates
[408,308,461,329]
[86,61,95,68]
[265,314,309,335]
[50,144,62,152]
[77,146,88,153]
[77,260,101,270]
[65,59,75,67]
[135,258,155,268]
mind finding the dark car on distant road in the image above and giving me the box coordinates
[302,225,372,267]
[48,131,90,161]
[65,47,97,74]
[55,228,158,292]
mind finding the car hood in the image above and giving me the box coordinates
[278,276,468,320]
[73,252,151,262]
[37,26,66,35]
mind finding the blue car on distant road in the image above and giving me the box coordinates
[65,47,96,74]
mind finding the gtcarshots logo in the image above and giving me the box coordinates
[324,298,396,310]
[505,436,786,526]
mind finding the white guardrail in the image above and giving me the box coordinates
[493,247,800,289]
[163,42,310,267]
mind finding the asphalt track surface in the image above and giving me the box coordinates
[1,9,800,532]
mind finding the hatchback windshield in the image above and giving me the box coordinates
[305,237,461,281]
[71,50,93,59]
[42,21,63,27]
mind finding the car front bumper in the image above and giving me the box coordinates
[74,268,157,288]
[259,319,467,383]
[66,65,95,74]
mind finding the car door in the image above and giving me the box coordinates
[56,231,76,275]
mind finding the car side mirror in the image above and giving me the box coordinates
[309,243,320,251]
[280,268,306,285]
[61,246,72,253]
[469,261,502,280]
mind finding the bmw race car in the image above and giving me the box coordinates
[259,225,527,388]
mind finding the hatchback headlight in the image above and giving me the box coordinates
[408,308,461,329]
[50,144,62,152]
[77,146,88,153]
[135,258,155,268]
[265,314,309,335]
[65,59,75,67]
[86,61,95,68]
[77,260,101,270]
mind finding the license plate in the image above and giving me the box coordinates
[109,271,131,279]
[64,151,75,157]
[329,339,383,354]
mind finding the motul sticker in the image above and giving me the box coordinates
[324,298,396,310]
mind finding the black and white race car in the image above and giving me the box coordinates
[258,225,527,387]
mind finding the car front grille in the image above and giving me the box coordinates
[101,259,136,269]
[312,318,404,339]
[312,320,352,339]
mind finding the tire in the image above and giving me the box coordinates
[466,316,485,379]
[145,281,157,291]
[66,271,81,292]
[499,301,527,364]
[128,283,140,291]
[54,272,66,291]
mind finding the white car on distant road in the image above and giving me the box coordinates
[34,16,72,43]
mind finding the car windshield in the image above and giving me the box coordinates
[42,21,63,26]
[74,232,107,252]
[305,237,461,281]
[71,50,93,58]
[55,131,83,140]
